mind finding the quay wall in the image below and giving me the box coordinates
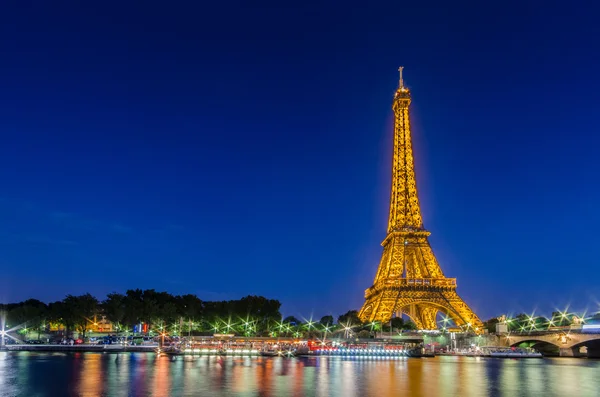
[1,344,156,353]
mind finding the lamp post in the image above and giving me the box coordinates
[0,312,6,348]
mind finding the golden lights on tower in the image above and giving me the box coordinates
[358,67,483,333]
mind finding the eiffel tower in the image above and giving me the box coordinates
[358,67,483,332]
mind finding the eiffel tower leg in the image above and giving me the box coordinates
[404,304,437,330]
[359,289,400,324]
[438,291,483,330]
[405,304,424,329]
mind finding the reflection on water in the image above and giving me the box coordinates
[0,351,599,397]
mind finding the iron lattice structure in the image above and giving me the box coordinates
[358,68,483,332]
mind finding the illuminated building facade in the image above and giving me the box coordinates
[358,68,483,332]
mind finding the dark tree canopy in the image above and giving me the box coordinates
[283,316,301,326]
[337,310,361,326]
[2,290,286,338]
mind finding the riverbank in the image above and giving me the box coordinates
[1,344,157,353]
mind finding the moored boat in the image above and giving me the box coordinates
[260,349,295,357]
[488,347,542,358]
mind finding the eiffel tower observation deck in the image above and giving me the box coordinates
[358,68,483,333]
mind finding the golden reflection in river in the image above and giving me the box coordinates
[152,354,171,397]
[76,353,103,397]
[291,359,306,396]
[462,356,490,395]
[258,356,275,397]
[438,355,459,395]
[208,356,227,391]
[315,357,330,396]
[521,359,545,396]
[284,357,306,397]
[543,359,581,395]
[180,355,197,393]
[337,360,357,397]
[271,356,292,395]
[495,357,597,397]
[229,357,257,394]
[363,358,421,396]
[359,356,496,397]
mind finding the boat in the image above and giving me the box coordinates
[488,347,542,358]
[157,345,261,356]
[157,346,183,356]
[260,350,280,357]
[260,345,295,357]
[300,340,433,358]
[260,349,294,357]
[405,346,435,358]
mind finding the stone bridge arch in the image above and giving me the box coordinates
[503,332,600,357]
[508,338,561,356]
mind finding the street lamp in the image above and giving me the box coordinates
[0,314,6,348]
[344,326,351,339]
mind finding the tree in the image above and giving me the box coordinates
[551,311,572,327]
[483,317,500,334]
[62,294,99,340]
[337,310,361,326]
[283,316,301,326]
[177,294,203,321]
[202,295,282,335]
[390,317,405,330]
[509,313,530,331]
[320,315,334,326]
[176,294,203,334]
[237,295,282,325]
[152,291,179,329]
[400,320,417,331]
[532,317,550,330]
[102,293,126,329]
[2,291,291,338]
[122,289,163,331]
[357,330,370,339]
[7,299,47,339]
[47,301,69,335]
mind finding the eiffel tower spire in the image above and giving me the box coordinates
[388,67,423,233]
[358,68,483,332]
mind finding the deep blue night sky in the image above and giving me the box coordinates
[1,1,599,320]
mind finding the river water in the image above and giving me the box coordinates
[1,351,598,397]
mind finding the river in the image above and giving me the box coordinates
[1,351,598,396]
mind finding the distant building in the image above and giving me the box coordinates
[88,316,114,333]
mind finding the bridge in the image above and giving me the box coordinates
[496,329,600,357]
[415,326,600,358]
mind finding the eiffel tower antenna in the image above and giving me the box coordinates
[398,66,404,89]
[358,69,483,333]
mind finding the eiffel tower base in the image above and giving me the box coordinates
[358,283,483,331]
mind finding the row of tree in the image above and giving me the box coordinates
[0,290,417,340]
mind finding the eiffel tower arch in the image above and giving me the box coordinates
[358,68,483,333]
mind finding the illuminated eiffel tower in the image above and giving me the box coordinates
[358,68,483,332]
